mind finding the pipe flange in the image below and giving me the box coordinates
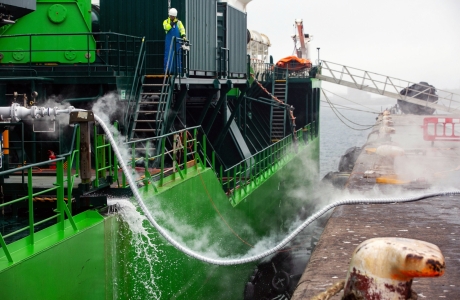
[29,106,39,119]
[11,103,19,122]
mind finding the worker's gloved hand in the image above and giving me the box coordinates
[181,35,187,41]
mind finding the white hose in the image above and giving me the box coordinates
[95,114,460,265]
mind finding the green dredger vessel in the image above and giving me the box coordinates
[0,0,321,298]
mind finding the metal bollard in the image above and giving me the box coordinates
[343,237,445,300]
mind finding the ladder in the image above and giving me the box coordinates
[317,60,460,114]
[127,75,174,159]
[271,80,287,142]
[129,80,170,140]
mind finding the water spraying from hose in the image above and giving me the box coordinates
[95,114,460,265]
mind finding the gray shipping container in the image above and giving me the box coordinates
[226,4,247,77]
[186,0,218,76]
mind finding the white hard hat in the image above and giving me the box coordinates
[169,8,178,17]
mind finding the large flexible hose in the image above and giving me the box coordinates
[95,115,460,266]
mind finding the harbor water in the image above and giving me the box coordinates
[320,103,386,178]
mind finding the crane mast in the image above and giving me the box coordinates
[293,18,311,60]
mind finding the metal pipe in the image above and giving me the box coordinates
[0,103,76,122]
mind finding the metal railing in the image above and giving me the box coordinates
[274,65,311,80]
[318,60,460,114]
[250,61,315,82]
[250,61,274,82]
[94,123,115,188]
[0,32,144,76]
[220,126,311,206]
[0,125,80,263]
[124,39,147,138]
[119,126,205,191]
[110,123,313,204]
[144,38,190,76]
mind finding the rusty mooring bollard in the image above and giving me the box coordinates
[343,237,445,300]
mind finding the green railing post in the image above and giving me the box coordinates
[131,143,135,172]
[0,234,13,263]
[202,134,207,169]
[28,168,34,244]
[250,156,253,186]
[254,152,258,186]
[239,164,243,198]
[194,129,198,169]
[220,165,223,185]
[145,140,151,188]
[108,133,113,179]
[212,151,215,172]
[262,150,266,177]
[233,167,237,191]
[265,149,268,176]
[183,130,188,175]
[56,160,65,231]
[113,122,119,185]
[160,138,166,186]
[269,148,272,172]
[226,169,230,194]
[93,124,99,188]
[172,136,177,181]
[66,154,72,214]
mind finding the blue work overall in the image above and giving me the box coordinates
[164,24,182,74]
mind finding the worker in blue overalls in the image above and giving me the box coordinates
[163,8,186,74]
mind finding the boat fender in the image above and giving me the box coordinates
[338,146,362,172]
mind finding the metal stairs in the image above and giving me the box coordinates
[128,76,173,153]
[271,80,287,142]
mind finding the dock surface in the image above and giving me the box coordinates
[294,114,460,299]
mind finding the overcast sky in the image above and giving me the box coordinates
[246,0,460,91]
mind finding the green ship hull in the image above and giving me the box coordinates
[0,138,319,299]
[0,1,321,298]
